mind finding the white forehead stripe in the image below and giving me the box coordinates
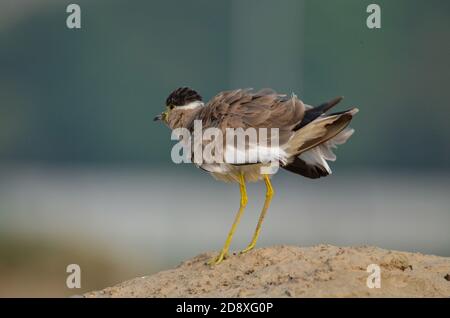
[177,101,204,110]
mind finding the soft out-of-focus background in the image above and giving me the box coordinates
[1,0,449,297]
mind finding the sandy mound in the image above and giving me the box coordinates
[84,245,450,297]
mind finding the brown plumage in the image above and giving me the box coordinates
[187,89,304,146]
[159,88,357,182]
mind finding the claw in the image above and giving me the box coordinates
[207,251,228,265]
[240,244,255,255]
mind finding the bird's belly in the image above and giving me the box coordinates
[201,163,274,183]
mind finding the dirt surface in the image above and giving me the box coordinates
[84,245,450,297]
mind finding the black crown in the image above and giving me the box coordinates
[166,87,202,107]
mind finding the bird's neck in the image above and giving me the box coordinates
[167,107,203,130]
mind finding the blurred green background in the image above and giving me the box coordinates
[0,0,449,297]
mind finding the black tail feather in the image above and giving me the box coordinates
[282,157,330,179]
[294,96,344,131]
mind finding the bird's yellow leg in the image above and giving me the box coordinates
[240,175,274,254]
[208,173,247,265]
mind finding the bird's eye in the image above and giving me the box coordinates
[169,105,175,110]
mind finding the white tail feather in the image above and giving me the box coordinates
[298,127,355,174]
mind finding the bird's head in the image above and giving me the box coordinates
[154,87,203,128]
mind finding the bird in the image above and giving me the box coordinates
[154,87,358,265]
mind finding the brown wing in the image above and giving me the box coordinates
[189,88,305,145]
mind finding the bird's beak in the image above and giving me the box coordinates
[154,109,169,122]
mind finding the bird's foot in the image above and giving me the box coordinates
[240,243,256,254]
[207,251,229,266]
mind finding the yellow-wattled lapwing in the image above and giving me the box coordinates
[154,87,358,265]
